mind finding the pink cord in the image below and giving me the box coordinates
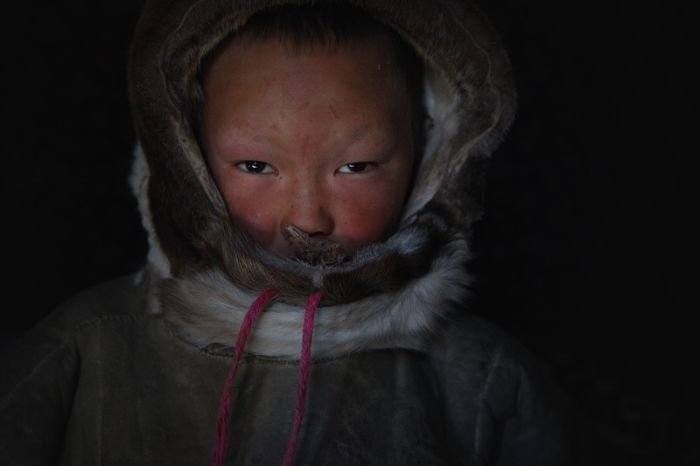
[211,288,279,466]
[282,291,323,466]
[210,289,322,466]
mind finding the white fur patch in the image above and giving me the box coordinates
[159,239,471,358]
[403,63,461,220]
[129,145,172,280]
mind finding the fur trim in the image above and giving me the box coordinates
[158,238,471,358]
[404,64,462,218]
[129,145,171,280]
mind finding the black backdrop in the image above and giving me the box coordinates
[1,2,697,465]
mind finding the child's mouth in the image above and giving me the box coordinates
[282,225,348,266]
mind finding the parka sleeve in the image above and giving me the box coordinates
[0,324,79,466]
[480,345,587,466]
[431,315,594,466]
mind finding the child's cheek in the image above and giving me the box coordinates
[221,185,279,250]
[334,187,404,249]
[233,207,275,244]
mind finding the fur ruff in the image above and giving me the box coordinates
[155,239,471,358]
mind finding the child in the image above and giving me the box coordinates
[1,1,583,465]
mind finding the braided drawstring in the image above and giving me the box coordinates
[211,289,323,466]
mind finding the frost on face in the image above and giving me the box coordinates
[283,225,348,266]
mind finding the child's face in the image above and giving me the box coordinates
[202,37,415,258]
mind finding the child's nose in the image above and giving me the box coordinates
[281,185,334,237]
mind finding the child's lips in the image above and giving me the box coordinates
[282,225,348,266]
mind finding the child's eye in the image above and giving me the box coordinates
[236,160,273,174]
[336,162,375,174]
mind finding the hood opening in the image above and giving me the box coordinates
[128,0,515,350]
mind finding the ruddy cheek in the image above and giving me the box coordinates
[339,204,394,248]
[247,217,275,246]
[224,196,276,247]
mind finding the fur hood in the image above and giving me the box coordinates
[127,0,516,357]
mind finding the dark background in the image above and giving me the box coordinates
[1,2,696,465]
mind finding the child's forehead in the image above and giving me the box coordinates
[203,36,411,117]
[202,39,413,156]
[198,6,425,163]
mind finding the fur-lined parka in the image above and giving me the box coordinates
[1,1,583,465]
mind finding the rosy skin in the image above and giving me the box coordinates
[201,37,415,258]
